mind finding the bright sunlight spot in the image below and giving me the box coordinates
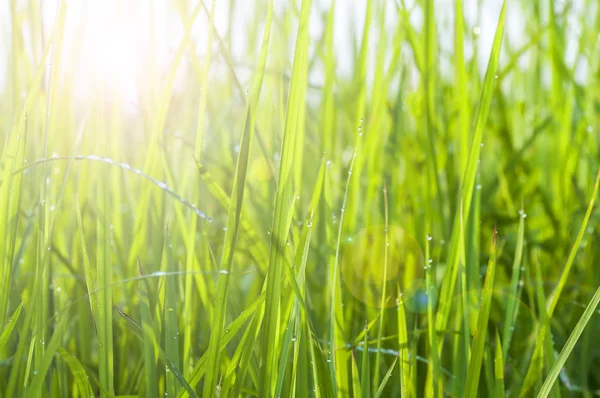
[75,1,150,103]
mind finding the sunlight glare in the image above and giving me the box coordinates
[79,0,148,103]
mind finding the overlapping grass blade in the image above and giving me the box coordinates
[259,0,310,396]
[203,1,273,396]
[465,229,497,398]
[436,0,506,342]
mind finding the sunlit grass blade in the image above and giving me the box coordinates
[96,165,114,397]
[162,225,180,396]
[397,288,413,398]
[465,228,497,398]
[259,0,310,396]
[0,304,23,353]
[24,316,66,398]
[180,294,264,396]
[538,281,600,398]
[138,260,158,398]
[229,305,264,397]
[203,1,273,396]
[502,203,526,358]
[56,347,94,397]
[289,160,326,395]
[361,327,371,398]
[436,0,506,341]
[374,184,389,391]
[374,354,398,398]
[425,228,442,398]
[165,358,198,398]
[493,332,505,398]
[351,350,362,398]
[546,171,600,315]
[329,120,363,397]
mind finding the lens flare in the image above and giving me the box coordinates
[341,225,427,310]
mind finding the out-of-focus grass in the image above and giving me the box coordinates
[1,0,600,397]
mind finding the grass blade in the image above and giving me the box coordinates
[538,281,600,397]
[203,2,273,396]
[465,229,497,398]
[259,1,311,396]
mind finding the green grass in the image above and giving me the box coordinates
[2,0,600,396]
